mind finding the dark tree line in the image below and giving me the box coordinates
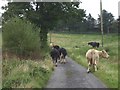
[118,16,120,33]
[98,10,118,34]
[54,9,118,34]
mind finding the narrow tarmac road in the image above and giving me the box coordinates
[46,57,107,88]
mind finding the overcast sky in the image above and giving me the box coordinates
[0,0,120,19]
[80,0,119,19]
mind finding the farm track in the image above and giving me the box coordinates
[45,57,107,88]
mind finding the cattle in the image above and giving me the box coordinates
[52,44,61,61]
[86,49,109,73]
[59,47,67,64]
[49,43,67,64]
[88,42,100,48]
[50,43,54,48]
[50,48,60,67]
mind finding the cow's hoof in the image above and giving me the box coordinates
[55,64,57,67]
[87,70,90,73]
[58,60,60,63]
[61,62,63,64]
[63,62,65,64]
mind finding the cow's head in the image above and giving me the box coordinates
[50,43,54,47]
[101,50,109,59]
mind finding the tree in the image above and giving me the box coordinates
[110,20,118,33]
[117,16,120,33]
[0,18,1,31]
[98,9,114,34]
[2,2,86,49]
[84,14,97,32]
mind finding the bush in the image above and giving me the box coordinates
[2,17,41,59]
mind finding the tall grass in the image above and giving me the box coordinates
[0,32,2,89]
[48,33,118,88]
[2,57,54,88]
[0,32,1,45]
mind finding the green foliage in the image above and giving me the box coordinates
[98,9,117,33]
[2,59,53,88]
[0,32,2,48]
[2,2,86,50]
[2,17,41,59]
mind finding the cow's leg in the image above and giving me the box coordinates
[61,58,64,64]
[53,60,56,67]
[55,58,58,67]
[62,55,65,64]
[53,60,56,66]
[58,56,60,63]
[87,61,91,73]
[52,57,57,67]
[63,58,66,64]
[60,56,62,63]
[94,60,97,71]
[52,57,55,65]
[60,54,64,64]
[60,55,62,63]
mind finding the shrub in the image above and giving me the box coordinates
[2,17,41,59]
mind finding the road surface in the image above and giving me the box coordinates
[46,57,107,88]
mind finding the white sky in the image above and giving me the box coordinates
[0,0,120,19]
[80,0,119,19]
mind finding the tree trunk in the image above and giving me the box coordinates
[39,26,48,50]
[107,27,110,34]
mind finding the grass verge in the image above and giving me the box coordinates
[2,57,54,88]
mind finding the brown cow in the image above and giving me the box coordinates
[86,49,109,73]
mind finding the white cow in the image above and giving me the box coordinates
[86,49,109,73]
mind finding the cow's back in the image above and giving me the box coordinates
[50,48,60,58]
[59,48,67,56]
[86,49,99,61]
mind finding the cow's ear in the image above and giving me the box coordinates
[105,48,109,52]
[105,50,108,52]
[102,50,105,53]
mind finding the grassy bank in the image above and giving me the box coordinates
[0,32,2,89]
[2,57,54,88]
[48,33,118,88]
[1,28,54,88]
[0,32,2,48]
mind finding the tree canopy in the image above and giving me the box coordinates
[98,9,115,33]
[2,2,86,49]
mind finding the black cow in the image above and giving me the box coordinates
[50,44,67,64]
[52,45,60,61]
[50,48,60,67]
[59,47,67,64]
[88,42,100,48]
